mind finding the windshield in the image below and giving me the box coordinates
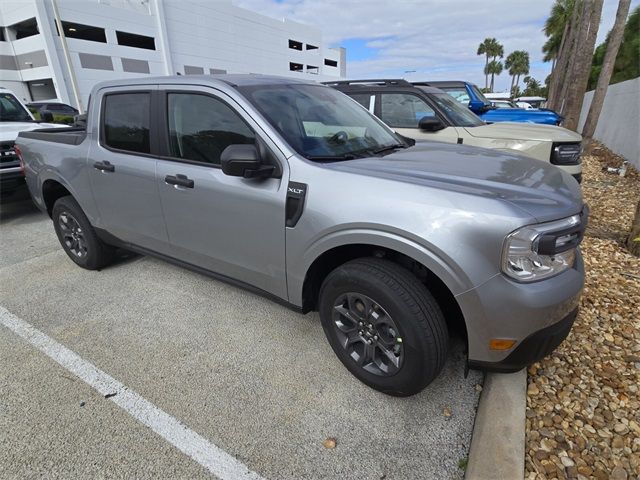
[239,84,402,160]
[430,93,484,127]
[0,93,33,122]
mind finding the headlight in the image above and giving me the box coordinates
[551,143,582,166]
[502,214,583,282]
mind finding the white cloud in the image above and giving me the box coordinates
[234,0,639,91]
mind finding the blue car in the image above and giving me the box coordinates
[419,81,563,126]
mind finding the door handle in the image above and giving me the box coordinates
[165,174,194,189]
[94,161,115,172]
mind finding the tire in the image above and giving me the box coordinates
[319,258,448,396]
[52,195,115,270]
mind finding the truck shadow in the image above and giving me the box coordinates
[0,187,43,224]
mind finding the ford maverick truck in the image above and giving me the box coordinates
[17,75,586,396]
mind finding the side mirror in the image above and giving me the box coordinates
[468,99,485,113]
[418,116,445,132]
[221,144,275,179]
[41,111,54,123]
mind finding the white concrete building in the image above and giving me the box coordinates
[0,0,346,110]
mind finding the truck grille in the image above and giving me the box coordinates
[0,141,20,169]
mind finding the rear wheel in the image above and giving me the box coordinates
[52,196,115,270]
[319,258,448,396]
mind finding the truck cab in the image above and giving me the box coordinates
[424,81,563,125]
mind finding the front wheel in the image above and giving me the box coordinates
[319,258,449,396]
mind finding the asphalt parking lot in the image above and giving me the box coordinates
[0,189,482,480]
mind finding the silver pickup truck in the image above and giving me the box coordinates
[17,75,587,396]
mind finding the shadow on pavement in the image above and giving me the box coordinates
[0,187,42,224]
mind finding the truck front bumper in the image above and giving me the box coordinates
[457,250,584,371]
[468,307,578,372]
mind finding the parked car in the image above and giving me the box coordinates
[491,100,520,109]
[483,92,511,101]
[27,101,78,124]
[425,81,563,125]
[515,96,547,109]
[327,79,582,182]
[17,75,587,396]
[515,101,534,109]
[0,87,64,198]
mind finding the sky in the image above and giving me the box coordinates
[234,0,639,92]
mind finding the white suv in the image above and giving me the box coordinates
[329,80,583,182]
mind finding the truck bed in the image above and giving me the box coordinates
[18,127,87,146]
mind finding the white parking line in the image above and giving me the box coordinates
[0,306,264,480]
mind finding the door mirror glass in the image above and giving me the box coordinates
[418,116,444,132]
[221,144,274,178]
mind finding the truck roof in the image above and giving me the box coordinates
[324,79,444,94]
[92,74,315,92]
[414,81,470,89]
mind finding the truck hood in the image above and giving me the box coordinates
[325,142,583,222]
[0,122,66,143]
[463,122,583,142]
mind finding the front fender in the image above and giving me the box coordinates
[286,227,475,308]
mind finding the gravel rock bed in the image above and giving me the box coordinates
[525,146,640,480]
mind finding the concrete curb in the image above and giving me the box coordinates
[465,369,527,480]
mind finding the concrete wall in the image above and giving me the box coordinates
[0,0,345,108]
[578,77,640,168]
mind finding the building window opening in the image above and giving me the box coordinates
[12,18,39,40]
[288,39,303,51]
[306,44,318,50]
[324,59,338,67]
[289,62,303,72]
[61,21,107,43]
[116,31,155,50]
[306,65,319,75]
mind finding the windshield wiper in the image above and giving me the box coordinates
[306,153,359,162]
[372,143,408,155]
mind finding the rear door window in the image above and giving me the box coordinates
[102,93,151,154]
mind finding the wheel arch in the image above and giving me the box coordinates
[300,242,469,343]
[42,178,74,217]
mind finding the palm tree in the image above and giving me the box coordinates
[542,35,562,68]
[544,0,576,66]
[563,0,604,130]
[523,76,542,96]
[505,51,530,95]
[583,0,632,139]
[485,60,503,92]
[477,38,504,90]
